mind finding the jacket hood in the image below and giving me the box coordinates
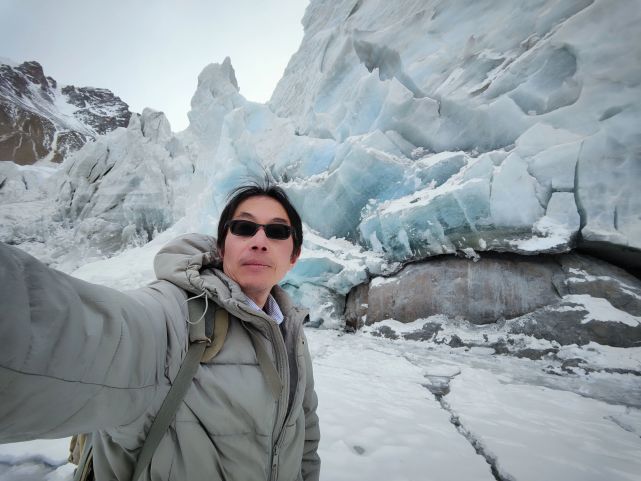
[154,233,229,297]
[153,233,308,327]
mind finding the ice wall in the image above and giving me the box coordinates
[269,0,641,263]
[54,108,193,254]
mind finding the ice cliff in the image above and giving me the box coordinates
[270,0,640,264]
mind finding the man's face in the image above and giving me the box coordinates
[221,195,299,306]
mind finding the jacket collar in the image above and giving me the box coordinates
[153,233,308,329]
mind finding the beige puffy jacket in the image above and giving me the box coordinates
[0,234,320,481]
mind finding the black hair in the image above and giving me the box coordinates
[217,180,303,256]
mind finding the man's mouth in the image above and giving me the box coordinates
[242,261,271,268]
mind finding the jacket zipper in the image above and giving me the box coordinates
[269,319,304,481]
[266,317,292,481]
[237,303,304,481]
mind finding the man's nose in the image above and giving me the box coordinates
[250,227,269,251]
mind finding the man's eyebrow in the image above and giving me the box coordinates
[234,212,290,224]
[235,212,256,220]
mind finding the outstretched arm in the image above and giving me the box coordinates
[0,242,168,442]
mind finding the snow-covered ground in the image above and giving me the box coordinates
[313,331,641,481]
[1,327,640,481]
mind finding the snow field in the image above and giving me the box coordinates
[1,329,640,481]
[310,331,494,481]
[447,369,641,481]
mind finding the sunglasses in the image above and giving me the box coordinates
[226,220,293,240]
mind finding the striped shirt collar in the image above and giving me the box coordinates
[244,294,284,325]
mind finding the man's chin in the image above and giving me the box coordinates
[238,280,272,296]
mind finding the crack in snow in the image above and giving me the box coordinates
[426,383,515,481]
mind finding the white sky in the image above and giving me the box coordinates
[0,0,308,131]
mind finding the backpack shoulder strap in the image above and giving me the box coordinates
[131,332,206,481]
[242,323,283,400]
[72,434,94,481]
[132,296,228,480]
[202,308,229,362]
[186,296,229,362]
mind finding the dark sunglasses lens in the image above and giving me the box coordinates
[228,220,292,240]
[264,224,292,239]
[230,220,259,236]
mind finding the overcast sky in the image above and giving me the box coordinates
[0,0,308,131]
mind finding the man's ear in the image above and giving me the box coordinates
[290,250,300,266]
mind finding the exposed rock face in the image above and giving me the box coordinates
[559,255,641,316]
[507,254,641,347]
[346,252,641,347]
[343,283,369,331]
[60,85,131,135]
[0,61,131,164]
[508,300,641,348]
[355,253,564,325]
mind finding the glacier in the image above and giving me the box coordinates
[270,0,641,263]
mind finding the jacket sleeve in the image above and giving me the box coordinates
[0,242,170,443]
[300,330,321,481]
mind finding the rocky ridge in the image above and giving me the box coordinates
[0,60,131,164]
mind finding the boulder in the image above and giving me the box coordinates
[508,296,641,347]
[363,253,563,325]
[559,254,641,316]
[348,251,641,347]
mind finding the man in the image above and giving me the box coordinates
[0,182,321,481]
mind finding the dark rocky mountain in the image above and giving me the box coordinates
[0,60,131,164]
